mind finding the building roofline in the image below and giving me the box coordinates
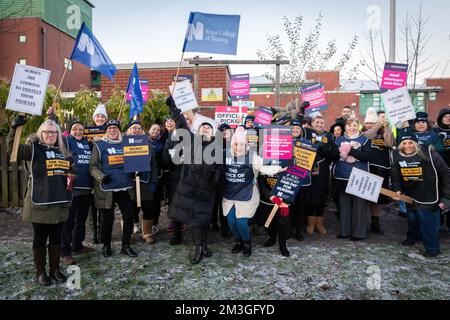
[83,0,95,8]
[115,62,231,72]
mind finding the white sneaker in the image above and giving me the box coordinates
[152,225,159,235]
[133,223,140,234]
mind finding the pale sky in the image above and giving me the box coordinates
[89,0,450,82]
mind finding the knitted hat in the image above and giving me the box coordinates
[199,122,213,130]
[127,119,142,130]
[68,119,84,131]
[310,111,324,120]
[290,119,302,127]
[364,107,379,123]
[231,126,247,145]
[92,104,108,120]
[217,123,231,132]
[105,119,121,131]
[400,134,418,143]
[414,112,429,123]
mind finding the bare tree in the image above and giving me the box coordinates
[0,0,34,33]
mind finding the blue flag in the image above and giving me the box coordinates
[182,12,240,55]
[70,22,117,80]
[127,63,144,119]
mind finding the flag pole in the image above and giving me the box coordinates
[117,92,127,122]
[171,51,185,96]
[51,62,70,110]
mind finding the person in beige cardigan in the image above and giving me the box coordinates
[222,126,284,257]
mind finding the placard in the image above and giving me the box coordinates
[215,105,248,128]
[345,167,384,203]
[294,139,318,171]
[254,107,273,126]
[169,79,198,113]
[262,126,293,163]
[380,62,408,90]
[270,166,310,204]
[123,135,150,173]
[381,86,416,126]
[6,63,51,115]
[84,126,106,143]
[230,74,250,100]
[300,83,328,115]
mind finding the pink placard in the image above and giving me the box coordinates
[263,128,293,160]
[127,80,148,103]
[230,74,250,99]
[254,108,273,126]
[380,63,408,90]
[215,105,248,128]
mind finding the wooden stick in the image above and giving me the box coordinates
[380,188,414,204]
[135,173,141,208]
[10,113,25,163]
[51,63,69,110]
[171,51,186,96]
[264,204,279,228]
[116,91,128,123]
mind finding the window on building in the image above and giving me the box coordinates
[64,58,72,71]
[19,35,26,43]
[429,92,437,101]
[18,58,26,65]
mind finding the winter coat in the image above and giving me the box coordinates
[7,127,71,224]
[434,108,450,166]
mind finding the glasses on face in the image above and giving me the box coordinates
[42,130,58,136]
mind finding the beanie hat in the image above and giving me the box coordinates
[245,115,255,122]
[310,111,324,120]
[199,122,213,130]
[127,119,142,130]
[217,123,231,132]
[106,119,121,131]
[364,107,379,123]
[68,119,84,131]
[400,134,418,143]
[231,126,247,146]
[290,119,302,127]
[414,112,429,123]
[93,104,108,121]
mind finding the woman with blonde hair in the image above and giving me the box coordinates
[7,116,73,286]
[391,135,450,257]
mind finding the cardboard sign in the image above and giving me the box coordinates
[262,126,293,163]
[380,62,408,90]
[300,83,328,115]
[84,126,106,143]
[381,86,416,126]
[270,166,310,204]
[201,88,223,102]
[345,167,384,203]
[127,80,148,103]
[230,73,250,100]
[215,106,248,128]
[123,135,150,173]
[254,107,273,126]
[294,139,318,171]
[232,100,255,108]
[169,79,198,113]
[6,64,51,115]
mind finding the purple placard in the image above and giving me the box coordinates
[262,125,293,161]
[230,73,250,100]
[270,165,310,204]
[380,62,408,90]
[300,83,328,115]
[127,80,148,103]
[254,106,273,126]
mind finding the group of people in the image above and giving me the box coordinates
[7,97,450,286]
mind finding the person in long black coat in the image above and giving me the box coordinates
[165,97,223,264]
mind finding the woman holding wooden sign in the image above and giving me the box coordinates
[333,118,372,240]
[89,119,137,258]
[391,135,450,257]
[223,126,284,258]
[7,116,73,286]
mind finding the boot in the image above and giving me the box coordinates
[295,228,304,241]
[231,239,243,254]
[264,226,277,247]
[306,216,315,234]
[191,227,204,264]
[169,223,183,245]
[32,248,51,286]
[142,219,155,244]
[48,245,67,284]
[371,216,385,235]
[279,241,290,257]
[201,226,212,258]
[243,239,252,257]
[315,216,327,235]
[121,245,138,257]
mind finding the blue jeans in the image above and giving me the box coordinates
[406,209,441,253]
[226,206,250,241]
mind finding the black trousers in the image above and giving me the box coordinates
[32,222,64,249]
[133,200,155,222]
[212,187,229,232]
[99,191,135,247]
[291,187,309,231]
[61,194,91,256]
[267,215,290,243]
[152,179,164,225]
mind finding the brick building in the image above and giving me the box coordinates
[0,0,94,91]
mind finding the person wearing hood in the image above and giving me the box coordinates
[126,120,159,245]
[362,108,395,235]
[165,97,223,264]
[244,115,255,129]
[223,126,284,258]
[413,112,444,153]
[304,112,339,235]
[89,119,137,258]
[60,120,94,266]
[391,135,450,257]
[333,118,372,240]
[148,123,166,236]
[7,116,73,286]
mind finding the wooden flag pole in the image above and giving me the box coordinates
[135,172,141,208]
[380,188,414,204]
[264,204,279,228]
[9,113,25,163]
[51,62,70,110]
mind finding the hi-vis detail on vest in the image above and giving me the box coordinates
[46,159,70,176]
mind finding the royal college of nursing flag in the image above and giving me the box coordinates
[127,63,144,119]
[182,12,241,55]
[70,22,117,80]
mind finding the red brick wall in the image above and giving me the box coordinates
[100,66,229,107]
[0,18,91,91]
[305,70,340,91]
[425,78,450,121]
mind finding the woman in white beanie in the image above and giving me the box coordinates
[362,108,395,235]
[222,126,284,257]
[92,104,108,127]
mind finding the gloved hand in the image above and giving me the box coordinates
[135,172,143,177]
[102,174,112,184]
[165,96,177,110]
[11,115,27,129]
[149,183,157,193]
[270,196,283,206]
[280,206,289,217]
[66,174,76,191]
[339,143,352,154]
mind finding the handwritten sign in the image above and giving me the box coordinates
[381,86,416,126]
[6,64,51,115]
[345,167,384,203]
[169,79,198,113]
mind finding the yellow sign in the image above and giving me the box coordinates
[294,141,317,171]
[46,159,70,170]
[201,88,223,102]
[124,145,149,157]
[400,167,422,176]
[108,155,124,165]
